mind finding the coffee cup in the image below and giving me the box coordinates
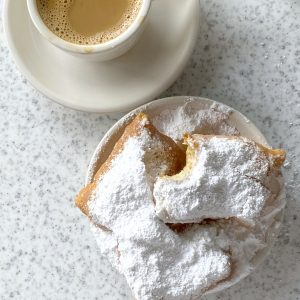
[27,0,152,61]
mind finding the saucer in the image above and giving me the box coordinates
[3,0,200,113]
[85,96,285,296]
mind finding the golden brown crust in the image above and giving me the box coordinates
[75,113,185,217]
[258,146,286,168]
[75,182,96,216]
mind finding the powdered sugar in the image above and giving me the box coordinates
[90,225,122,273]
[154,136,273,226]
[88,128,231,300]
[86,103,285,299]
[152,100,239,141]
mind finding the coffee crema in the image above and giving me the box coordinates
[37,0,142,45]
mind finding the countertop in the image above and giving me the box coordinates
[0,0,299,299]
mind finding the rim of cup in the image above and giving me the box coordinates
[26,0,152,54]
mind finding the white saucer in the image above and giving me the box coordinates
[3,0,200,113]
[85,96,285,297]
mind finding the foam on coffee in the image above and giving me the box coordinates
[37,0,142,45]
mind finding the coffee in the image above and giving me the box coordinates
[37,0,142,45]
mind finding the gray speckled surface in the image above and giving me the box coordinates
[0,0,299,299]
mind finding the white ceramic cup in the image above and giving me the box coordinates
[27,0,152,61]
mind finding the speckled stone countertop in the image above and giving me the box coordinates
[0,0,299,299]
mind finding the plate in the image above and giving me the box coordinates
[85,96,285,296]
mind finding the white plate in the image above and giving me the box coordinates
[85,96,285,296]
[3,0,200,113]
